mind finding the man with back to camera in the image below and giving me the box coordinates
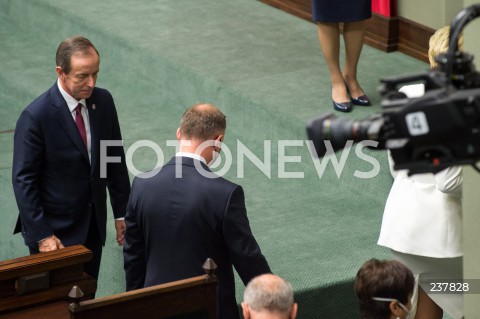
[12,35,131,280]
[242,274,298,319]
[123,103,271,319]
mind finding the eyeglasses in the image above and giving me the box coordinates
[372,297,410,315]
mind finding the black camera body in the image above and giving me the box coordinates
[306,4,480,175]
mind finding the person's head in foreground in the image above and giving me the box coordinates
[355,259,414,319]
[242,274,298,319]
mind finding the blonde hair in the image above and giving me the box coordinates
[428,26,464,68]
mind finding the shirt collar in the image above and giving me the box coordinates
[57,79,86,112]
[175,152,207,165]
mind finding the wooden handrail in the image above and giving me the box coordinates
[0,245,92,281]
[0,245,96,314]
[68,260,218,319]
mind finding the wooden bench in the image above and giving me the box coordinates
[0,246,218,319]
[0,245,96,319]
[68,263,218,319]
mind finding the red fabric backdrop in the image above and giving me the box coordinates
[372,0,397,17]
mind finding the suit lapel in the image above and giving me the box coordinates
[52,84,90,163]
[86,98,99,174]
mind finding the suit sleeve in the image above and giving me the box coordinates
[434,165,463,198]
[223,186,271,285]
[123,179,146,290]
[12,110,53,243]
[105,95,131,219]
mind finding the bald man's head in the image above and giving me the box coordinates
[242,274,297,319]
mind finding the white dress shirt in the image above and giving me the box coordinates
[176,152,207,165]
[57,79,91,162]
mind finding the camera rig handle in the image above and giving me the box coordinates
[446,4,480,85]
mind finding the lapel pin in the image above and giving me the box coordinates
[92,104,96,110]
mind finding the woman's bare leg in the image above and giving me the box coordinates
[317,22,350,103]
[342,20,367,98]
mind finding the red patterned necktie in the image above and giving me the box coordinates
[74,103,87,149]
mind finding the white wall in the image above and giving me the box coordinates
[461,2,480,317]
[397,0,463,29]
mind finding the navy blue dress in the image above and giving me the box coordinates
[312,0,371,22]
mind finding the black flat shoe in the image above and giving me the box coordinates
[351,95,371,106]
[333,100,353,112]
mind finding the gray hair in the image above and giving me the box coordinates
[243,274,294,314]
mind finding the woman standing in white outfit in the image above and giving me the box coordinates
[378,26,464,319]
[378,153,463,319]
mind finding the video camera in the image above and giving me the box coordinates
[306,4,480,175]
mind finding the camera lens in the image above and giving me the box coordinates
[306,113,382,158]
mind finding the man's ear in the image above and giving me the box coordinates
[214,134,223,149]
[290,303,298,319]
[56,66,64,79]
[176,128,181,141]
[241,303,250,319]
[389,300,403,317]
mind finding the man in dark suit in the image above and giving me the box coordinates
[12,36,131,280]
[123,103,271,319]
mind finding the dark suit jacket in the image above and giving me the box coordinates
[123,156,271,319]
[12,82,131,247]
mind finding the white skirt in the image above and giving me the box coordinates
[392,250,464,319]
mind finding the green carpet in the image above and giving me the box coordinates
[0,0,428,318]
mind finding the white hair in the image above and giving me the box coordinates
[243,274,294,314]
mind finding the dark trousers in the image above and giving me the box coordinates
[28,210,103,280]
[83,212,103,280]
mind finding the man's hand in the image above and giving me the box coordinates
[38,235,65,252]
[115,220,126,246]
